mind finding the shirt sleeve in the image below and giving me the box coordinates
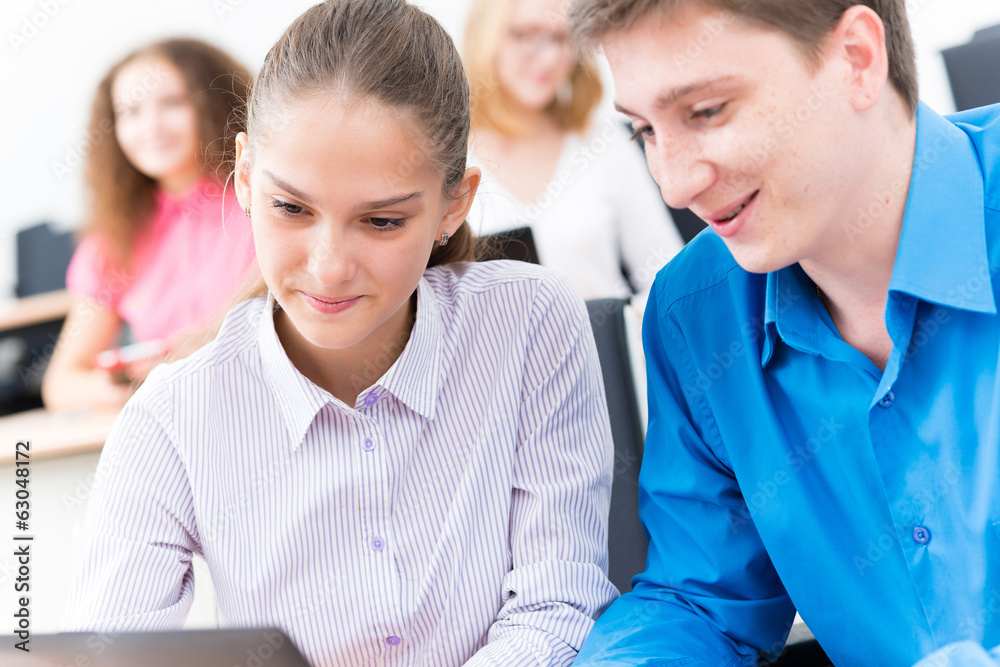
[65,234,128,311]
[605,129,685,301]
[574,279,795,666]
[912,642,1000,666]
[463,273,619,666]
[61,371,199,632]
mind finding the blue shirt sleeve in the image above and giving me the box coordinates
[912,641,1000,666]
[574,279,796,666]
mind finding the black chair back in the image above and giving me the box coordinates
[943,26,1000,111]
[586,298,648,593]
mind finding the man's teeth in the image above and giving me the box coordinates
[720,199,748,222]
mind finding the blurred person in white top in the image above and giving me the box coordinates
[463,0,684,309]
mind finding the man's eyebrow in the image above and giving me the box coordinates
[615,75,742,117]
[263,171,422,210]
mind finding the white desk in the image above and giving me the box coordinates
[0,407,118,464]
[0,290,71,333]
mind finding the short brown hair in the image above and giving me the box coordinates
[568,0,918,116]
[464,0,603,136]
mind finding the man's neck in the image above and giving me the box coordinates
[802,105,917,308]
[799,104,918,369]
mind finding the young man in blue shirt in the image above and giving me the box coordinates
[568,1,1000,665]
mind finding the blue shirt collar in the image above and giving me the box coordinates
[762,102,995,368]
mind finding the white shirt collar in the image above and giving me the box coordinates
[256,277,444,450]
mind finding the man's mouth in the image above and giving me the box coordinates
[715,191,759,223]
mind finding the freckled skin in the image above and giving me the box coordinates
[604,5,909,275]
[604,5,918,368]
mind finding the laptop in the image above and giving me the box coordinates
[0,628,311,667]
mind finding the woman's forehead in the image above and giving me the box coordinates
[113,56,186,102]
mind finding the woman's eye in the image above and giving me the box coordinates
[270,200,305,216]
[366,217,406,231]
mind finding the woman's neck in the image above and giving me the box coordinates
[505,100,561,139]
[274,294,416,407]
[156,164,204,198]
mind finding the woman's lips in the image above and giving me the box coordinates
[301,291,362,314]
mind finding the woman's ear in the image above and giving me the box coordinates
[440,167,482,237]
[234,132,252,211]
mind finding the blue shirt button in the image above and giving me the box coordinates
[364,393,379,406]
[913,526,931,545]
[371,536,385,551]
[362,437,376,451]
[386,635,402,646]
[878,391,895,408]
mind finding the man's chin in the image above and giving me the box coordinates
[726,243,796,276]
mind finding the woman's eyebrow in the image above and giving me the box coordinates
[263,170,422,211]
[359,192,423,210]
[263,170,315,205]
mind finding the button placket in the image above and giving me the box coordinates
[356,417,403,649]
[878,390,895,408]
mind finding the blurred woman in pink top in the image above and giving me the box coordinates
[42,39,256,410]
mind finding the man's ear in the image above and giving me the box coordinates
[440,166,482,237]
[234,132,252,211]
[832,5,890,112]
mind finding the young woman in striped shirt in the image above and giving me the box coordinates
[63,1,619,664]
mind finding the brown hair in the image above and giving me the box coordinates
[567,0,918,116]
[84,38,251,265]
[245,0,477,267]
[464,0,604,136]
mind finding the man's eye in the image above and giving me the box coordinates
[692,104,726,120]
[629,125,654,142]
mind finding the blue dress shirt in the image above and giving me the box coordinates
[575,102,1000,666]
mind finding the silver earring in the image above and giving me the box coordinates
[439,232,449,246]
[244,206,251,218]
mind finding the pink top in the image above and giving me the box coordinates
[66,178,256,343]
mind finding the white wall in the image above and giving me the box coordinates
[1,0,999,299]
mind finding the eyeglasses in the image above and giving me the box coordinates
[506,27,572,55]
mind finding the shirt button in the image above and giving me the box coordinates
[362,437,376,452]
[386,636,402,646]
[878,391,895,408]
[913,526,931,545]
[371,536,385,552]
[364,393,379,406]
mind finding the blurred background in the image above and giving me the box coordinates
[2,0,1000,300]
